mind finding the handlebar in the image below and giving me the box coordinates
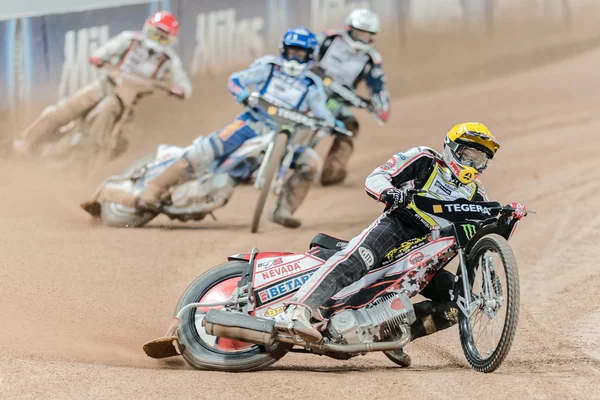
[407,189,537,215]
[315,69,384,127]
[99,62,185,99]
[244,92,353,137]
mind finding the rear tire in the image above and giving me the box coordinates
[176,261,291,371]
[459,234,520,373]
[250,133,288,233]
[100,152,158,227]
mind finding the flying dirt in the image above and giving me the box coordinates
[1,34,599,399]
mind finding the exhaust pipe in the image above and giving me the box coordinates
[202,309,278,347]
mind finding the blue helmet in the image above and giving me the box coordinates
[279,27,318,77]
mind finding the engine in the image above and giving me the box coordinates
[170,172,234,211]
[327,292,416,344]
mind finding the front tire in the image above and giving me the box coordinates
[176,261,291,371]
[458,234,520,373]
[250,133,288,233]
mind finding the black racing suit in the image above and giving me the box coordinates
[291,146,490,340]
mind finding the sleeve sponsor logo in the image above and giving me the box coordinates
[381,156,396,171]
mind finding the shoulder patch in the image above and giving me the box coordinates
[415,146,441,158]
[395,152,407,161]
[381,156,397,170]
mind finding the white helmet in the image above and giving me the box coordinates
[344,8,381,52]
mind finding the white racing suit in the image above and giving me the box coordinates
[288,146,489,347]
[16,30,192,152]
[313,29,391,185]
[139,55,337,228]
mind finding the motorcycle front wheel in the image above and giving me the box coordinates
[458,233,520,373]
[250,132,288,233]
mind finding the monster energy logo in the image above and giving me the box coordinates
[461,224,477,240]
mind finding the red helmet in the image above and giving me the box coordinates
[144,11,179,46]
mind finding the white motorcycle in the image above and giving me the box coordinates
[80,93,352,232]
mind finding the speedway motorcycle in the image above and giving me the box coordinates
[15,63,184,169]
[143,191,535,373]
[80,93,351,232]
[311,65,385,126]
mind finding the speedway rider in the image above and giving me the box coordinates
[279,122,528,366]
[14,10,192,154]
[313,8,391,186]
[138,27,344,228]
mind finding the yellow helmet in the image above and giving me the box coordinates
[443,122,500,184]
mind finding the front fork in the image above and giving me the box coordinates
[453,248,479,319]
[453,249,498,319]
[252,130,279,190]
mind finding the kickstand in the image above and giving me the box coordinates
[209,212,217,221]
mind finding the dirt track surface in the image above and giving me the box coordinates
[2,38,600,399]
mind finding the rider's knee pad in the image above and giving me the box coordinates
[184,137,217,173]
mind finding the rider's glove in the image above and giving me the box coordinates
[235,90,251,105]
[88,56,104,67]
[334,119,346,130]
[508,202,527,220]
[378,110,390,123]
[381,188,408,207]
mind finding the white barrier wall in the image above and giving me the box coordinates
[0,0,584,112]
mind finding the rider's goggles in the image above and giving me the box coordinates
[455,145,489,171]
[349,29,375,44]
[147,27,172,45]
[283,46,311,63]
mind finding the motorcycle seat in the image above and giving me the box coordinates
[309,233,349,251]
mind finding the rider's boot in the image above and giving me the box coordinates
[269,170,312,229]
[277,305,323,343]
[138,158,192,210]
[320,135,354,186]
[385,348,412,367]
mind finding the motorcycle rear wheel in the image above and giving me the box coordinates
[250,133,288,233]
[459,234,520,373]
[101,152,158,227]
[176,261,291,371]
